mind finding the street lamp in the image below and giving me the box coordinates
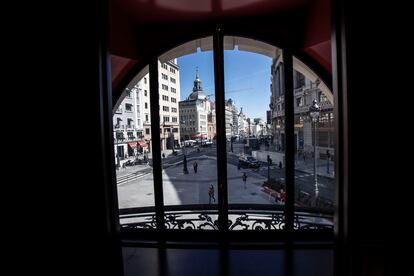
[309,99,320,206]
[230,123,233,152]
[267,154,272,183]
[180,120,189,174]
[171,126,176,154]
[326,149,330,174]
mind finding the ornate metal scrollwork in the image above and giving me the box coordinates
[229,212,286,230]
[165,214,196,230]
[120,209,333,231]
[197,213,219,230]
[121,214,157,230]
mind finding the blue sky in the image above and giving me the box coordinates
[177,49,272,120]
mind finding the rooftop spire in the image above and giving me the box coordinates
[193,67,202,92]
[188,67,206,100]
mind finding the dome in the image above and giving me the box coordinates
[188,90,206,100]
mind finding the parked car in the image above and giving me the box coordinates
[238,156,261,169]
[124,159,142,166]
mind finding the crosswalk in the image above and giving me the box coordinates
[263,173,313,181]
[116,168,153,185]
[254,166,313,181]
[116,165,314,185]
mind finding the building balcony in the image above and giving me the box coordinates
[294,87,305,94]
[120,204,333,231]
[114,136,141,144]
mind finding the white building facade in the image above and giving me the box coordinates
[113,59,181,166]
[224,99,239,139]
[179,70,212,141]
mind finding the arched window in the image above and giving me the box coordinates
[113,33,335,238]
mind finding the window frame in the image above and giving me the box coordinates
[112,31,336,242]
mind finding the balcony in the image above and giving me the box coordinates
[120,205,333,231]
[294,87,305,94]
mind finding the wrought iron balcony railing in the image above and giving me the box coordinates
[119,204,333,231]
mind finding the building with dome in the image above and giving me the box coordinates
[179,69,214,141]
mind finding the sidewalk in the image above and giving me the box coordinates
[295,158,335,179]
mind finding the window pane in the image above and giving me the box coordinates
[224,36,285,230]
[159,37,219,230]
[292,57,334,230]
[114,69,157,228]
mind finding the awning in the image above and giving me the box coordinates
[137,141,148,148]
[128,142,138,149]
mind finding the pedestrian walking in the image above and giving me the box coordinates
[242,172,247,189]
[208,185,215,204]
[193,161,198,173]
[279,189,286,203]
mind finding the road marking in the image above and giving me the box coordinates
[117,171,152,185]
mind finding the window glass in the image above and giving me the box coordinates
[224,36,285,230]
[113,71,155,225]
[159,37,219,230]
[292,57,334,229]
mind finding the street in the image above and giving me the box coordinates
[116,144,335,209]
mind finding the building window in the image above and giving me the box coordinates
[172,117,177,123]
[170,67,176,74]
[294,71,305,89]
[125,103,132,111]
[296,97,303,107]
[170,77,176,83]
[145,114,149,122]
[163,116,170,122]
[144,77,147,84]
[116,131,124,140]
[163,106,169,112]
[162,95,169,101]
[145,102,148,109]
[127,118,133,127]
[171,107,177,113]
[144,90,147,96]
[145,128,150,135]
[171,97,176,103]
[162,63,168,70]
[162,84,168,91]
[171,87,176,93]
